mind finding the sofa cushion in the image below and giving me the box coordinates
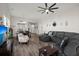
[51,36,62,46]
[39,34,51,42]
[64,37,79,56]
[76,46,79,56]
[64,32,76,38]
[55,32,65,39]
[64,42,79,56]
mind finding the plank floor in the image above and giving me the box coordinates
[13,34,39,56]
[13,33,53,56]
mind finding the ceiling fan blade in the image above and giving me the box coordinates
[49,3,56,8]
[38,10,45,12]
[41,11,45,14]
[50,7,59,10]
[50,10,54,13]
[45,3,47,8]
[38,6,46,10]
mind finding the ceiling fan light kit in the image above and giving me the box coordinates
[38,3,59,14]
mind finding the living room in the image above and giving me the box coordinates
[0,3,79,56]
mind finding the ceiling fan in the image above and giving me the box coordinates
[38,3,59,14]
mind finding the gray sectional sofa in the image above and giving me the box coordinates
[39,31,79,56]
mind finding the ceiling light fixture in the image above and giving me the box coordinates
[38,3,59,14]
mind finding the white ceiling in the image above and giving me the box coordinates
[8,3,79,22]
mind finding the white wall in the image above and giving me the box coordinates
[38,5,79,34]
[0,3,10,19]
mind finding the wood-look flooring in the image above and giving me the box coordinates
[13,34,39,56]
[13,33,52,56]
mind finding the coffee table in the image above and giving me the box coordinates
[39,46,59,56]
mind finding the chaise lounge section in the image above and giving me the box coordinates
[39,31,79,56]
